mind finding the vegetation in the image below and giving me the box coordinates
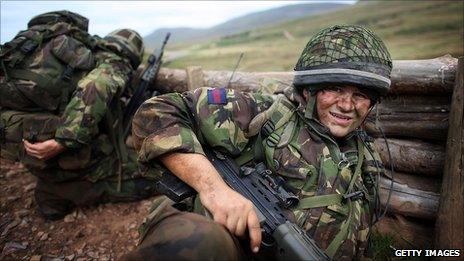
[164,1,463,72]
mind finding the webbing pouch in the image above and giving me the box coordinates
[0,110,30,160]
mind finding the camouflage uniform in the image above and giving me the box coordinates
[0,12,158,220]
[123,25,391,260]
[120,84,383,260]
[32,48,158,220]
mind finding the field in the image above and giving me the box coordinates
[163,1,463,72]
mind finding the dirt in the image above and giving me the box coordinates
[0,158,157,261]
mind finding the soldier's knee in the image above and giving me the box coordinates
[131,211,243,260]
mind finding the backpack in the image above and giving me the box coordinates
[0,11,97,113]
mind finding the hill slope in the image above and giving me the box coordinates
[144,3,347,49]
[165,1,463,72]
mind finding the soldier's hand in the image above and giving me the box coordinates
[199,185,262,253]
[23,139,66,160]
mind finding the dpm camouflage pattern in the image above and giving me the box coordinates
[130,85,384,259]
[121,196,246,261]
[1,49,134,183]
[0,18,97,112]
[34,149,158,220]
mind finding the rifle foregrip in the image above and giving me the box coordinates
[273,222,330,260]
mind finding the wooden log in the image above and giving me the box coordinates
[380,172,440,220]
[365,95,450,140]
[389,55,457,95]
[153,56,457,95]
[374,214,435,249]
[435,57,464,255]
[373,138,445,176]
[365,113,448,141]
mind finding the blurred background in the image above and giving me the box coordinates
[2,0,463,71]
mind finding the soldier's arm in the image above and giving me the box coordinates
[132,87,273,252]
[132,87,274,161]
[54,51,132,148]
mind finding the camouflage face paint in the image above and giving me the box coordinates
[315,86,371,138]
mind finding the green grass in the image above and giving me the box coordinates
[164,1,463,72]
[369,231,395,261]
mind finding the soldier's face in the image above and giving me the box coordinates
[315,86,371,138]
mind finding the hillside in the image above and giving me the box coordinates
[164,1,463,72]
[144,3,347,49]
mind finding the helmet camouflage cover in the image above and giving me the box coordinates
[104,29,145,69]
[293,25,392,96]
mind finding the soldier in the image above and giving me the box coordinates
[0,11,158,220]
[123,25,391,260]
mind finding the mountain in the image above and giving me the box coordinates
[165,1,463,72]
[144,3,348,49]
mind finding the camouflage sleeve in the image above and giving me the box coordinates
[55,51,132,148]
[132,87,274,165]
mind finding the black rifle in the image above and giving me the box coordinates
[123,33,170,138]
[156,147,330,261]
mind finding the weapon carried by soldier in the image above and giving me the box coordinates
[156,147,330,261]
[123,32,171,138]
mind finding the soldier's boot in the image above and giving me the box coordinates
[34,181,75,220]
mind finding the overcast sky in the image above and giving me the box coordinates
[1,1,355,43]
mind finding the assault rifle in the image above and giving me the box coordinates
[156,147,330,261]
[123,33,170,138]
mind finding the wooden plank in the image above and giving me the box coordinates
[434,57,464,256]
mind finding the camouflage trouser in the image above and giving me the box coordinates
[34,176,158,220]
[33,150,159,220]
[121,197,249,261]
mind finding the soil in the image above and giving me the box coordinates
[0,158,157,261]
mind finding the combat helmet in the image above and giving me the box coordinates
[103,29,145,69]
[27,10,89,32]
[293,25,392,98]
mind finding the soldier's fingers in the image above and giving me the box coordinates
[24,141,42,153]
[23,140,34,149]
[24,144,39,155]
[235,216,246,236]
[247,211,262,253]
[226,215,238,235]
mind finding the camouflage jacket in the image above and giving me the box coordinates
[55,49,132,149]
[132,86,383,259]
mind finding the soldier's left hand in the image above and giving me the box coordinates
[23,139,66,160]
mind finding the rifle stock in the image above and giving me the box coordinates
[156,147,330,260]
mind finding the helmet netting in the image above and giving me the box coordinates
[295,25,392,71]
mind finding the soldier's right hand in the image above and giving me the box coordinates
[159,152,262,253]
[199,184,262,253]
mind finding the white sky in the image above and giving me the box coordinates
[1,1,355,43]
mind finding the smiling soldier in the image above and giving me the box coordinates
[123,25,391,260]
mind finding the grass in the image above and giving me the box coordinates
[163,1,463,72]
[369,231,395,261]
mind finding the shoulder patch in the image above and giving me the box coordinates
[207,88,227,105]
